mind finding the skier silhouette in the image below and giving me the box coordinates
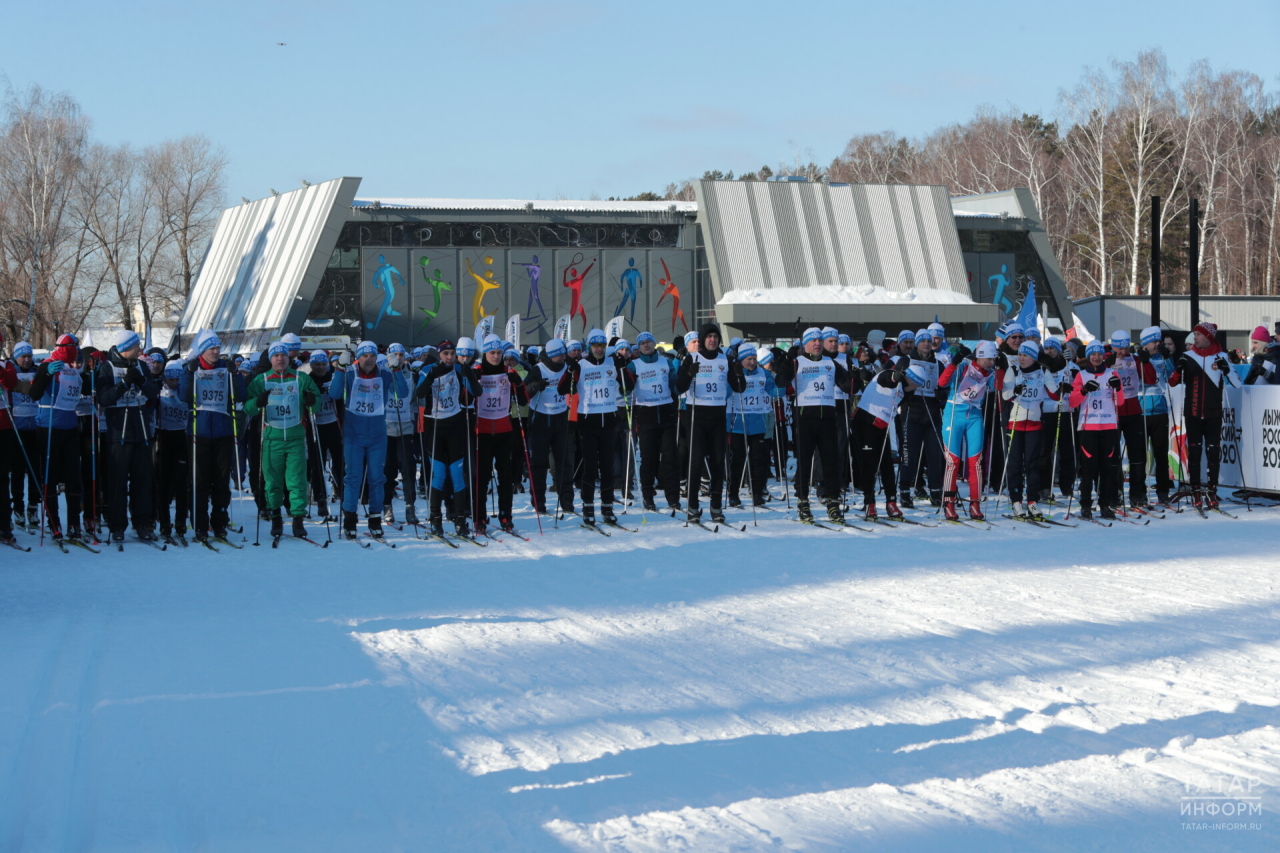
[515,255,548,326]
[656,258,688,334]
[465,257,502,326]
[562,259,594,331]
[986,263,1014,333]
[367,254,406,330]
[614,257,642,321]
[417,259,451,332]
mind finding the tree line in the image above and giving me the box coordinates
[0,83,227,348]
[649,50,1280,301]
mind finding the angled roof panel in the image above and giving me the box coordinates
[180,177,360,337]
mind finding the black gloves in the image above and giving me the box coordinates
[1012,383,1026,396]
[126,365,147,387]
[890,369,905,384]
[1059,381,1072,396]
[787,345,800,359]
[256,387,271,408]
[953,343,973,362]
[1107,375,1121,389]
[1136,349,1151,363]
[1082,379,1100,394]
[1213,358,1230,372]
[302,390,316,407]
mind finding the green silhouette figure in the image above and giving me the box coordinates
[418,258,452,332]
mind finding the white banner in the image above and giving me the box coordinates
[552,314,572,343]
[504,314,520,348]
[604,315,625,342]
[473,315,495,345]
[1168,384,1280,493]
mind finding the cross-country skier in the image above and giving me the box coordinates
[897,328,945,508]
[302,350,344,522]
[8,341,41,531]
[523,339,574,516]
[471,334,528,533]
[382,343,419,525]
[94,329,161,544]
[415,339,482,538]
[725,342,775,508]
[771,327,854,523]
[1134,326,1175,505]
[330,341,409,539]
[938,340,998,522]
[1069,340,1125,520]
[674,323,743,525]
[155,359,190,543]
[244,342,323,539]
[556,328,635,526]
[179,330,247,543]
[1000,339,1061,519]
[624,331,681,512]
[1168,322,1242,509]
[20,334,92,540]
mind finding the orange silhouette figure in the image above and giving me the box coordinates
[656,258,688,334]
[562,260,594,331]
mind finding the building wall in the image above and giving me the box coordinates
[1074,295,1280,351]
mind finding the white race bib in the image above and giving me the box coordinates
[52,367,83,412]
[577,361,617,415]
[727,372,770,416]
[427,370,461,419]
[688,352,729,405]
[265,380,302,430]
[952,364,991,407]
[314,378,338,425]
[195,368,229,413]
[349,376,385,418]
[12,371,36,418]
[1079,369,1119,428]
[794,359,836,407]
[111,365,147,408]
[159,387,188,431]
[529,363,567,415]
[477,372,512,421]
[856,377,901,423]
[632,359,672,407]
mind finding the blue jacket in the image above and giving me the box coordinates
[28,360,92,430]
[329,366,409,442]
[1138,353,1173,415]
[726,366,777,436]
[178,357,249,439]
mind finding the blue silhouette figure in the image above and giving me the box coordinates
[985,263,1014,332]
[615,257,642,321]
[367,254,405,331]
[516,255,547,326]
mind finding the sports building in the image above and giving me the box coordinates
[174,177,1073,353]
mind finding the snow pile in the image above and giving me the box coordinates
[718,283,977,305]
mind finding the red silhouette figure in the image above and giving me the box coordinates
[562,260,595,330]
[657,258,688,334]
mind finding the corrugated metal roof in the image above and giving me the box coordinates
[1074,295,1280,335]
[352,198,698,214]
[697,180,972,300]
[179,177,359,336]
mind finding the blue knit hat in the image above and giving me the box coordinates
[1110,329,1131,348]
[192,329,221,356]
[1018,340,1040,358]
[13,341,33,357]
[1042,337,1062,351]
[355,341,378,357]
[897,329,916,342]
[1140,326,1162,346]
[309,350,328,364]
[114,329,141,352]
[758,349,774,367]
[545,339,567,357]
[1085,340,1106,356]
[801,327,822,346]
[568,339,583,352]
[164,360,185,379]
[838,333,851,346]
[268,342,290,358]
[903,365,928,387]
[636,331,655,345]
[586,328,607,346]
[482,334,504,353]
[821,327,838,340]
[737,342,758,360]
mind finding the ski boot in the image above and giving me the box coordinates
[342,511,359,540]
[316,502,331,523]
[582,505,597,526]
[1011,501,1026,518]
[500,515,516,533]
[884,500,903,520]
[26,507,39,530]
[943,497,959,522]
[797,500,814,523]
[863,501,878,521]
[382,506,395,525]
[67,521,84,542]
[684,506,702,525]
[710,506,726,525]
[826,501,845,523]
[292,517,306,538]
[642,499,658,513]
[403,504,419,527]
[1100,505,1118,521]
[1205,488,1220,509]
[930,490,942,508]
[601,505,618,525]
[136,526,159,542]
[898,492,914,510]
[270,512,283,538]
[1078,503,1093,520]
[428,515,445,538]
[753,493,769,507]
[110,530,125,546]
[967,500,985,521]
[1025,501,1042,521]
[367,516,384,539]
[454,516,472,538]
[728,498,743,509]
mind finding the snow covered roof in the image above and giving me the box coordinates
[352,198,698,214]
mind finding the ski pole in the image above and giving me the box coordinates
[516,410,543,535]
[1065,395,1079,520]
[309,415,333,543]
[41,378,54,545]
[736,393,758,527]
[228,366,247,540]
[254,404,265,547]
[683,368,697,527]
[993,372,1021,516]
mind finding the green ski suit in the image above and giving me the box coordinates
[244,369,322,518]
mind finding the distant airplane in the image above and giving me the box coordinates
[276,42,286,46]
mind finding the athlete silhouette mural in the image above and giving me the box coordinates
[515,254,548,335]
[417,258,452,332]
[367,254,406,331]
[656,257,688,334]
[614,257,642,321]
[562,256,594,332]
[465,256,502,327]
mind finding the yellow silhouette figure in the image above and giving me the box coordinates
[465,256,501,326]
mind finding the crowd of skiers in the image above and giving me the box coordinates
[1,315,1277,549]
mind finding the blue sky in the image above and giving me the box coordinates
[4,0,1279,204]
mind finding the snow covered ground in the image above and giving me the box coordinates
[3,494,1279,851]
